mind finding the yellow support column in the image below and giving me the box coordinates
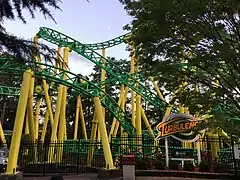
[94,97,114,169]
[24,112,29,135]
[136,94,142,148]
[141,107,154,138]
[149,77,165,101]
[120,87,128,152]
[87,110,97,166]
[40,97,52,143]
[35,99,41,140]
[112,86,130,138]
[27,75,36,141]
[56,86,67,162]
[58,47,70,141]
[6,69,32,174]
[135,62,142,148]
[40,109,49,143]
[74,96,81,140]
[97,48,106,145]
[79,96,87,139]
[55,47,70,161]
[51,87,63,134]
[48,86,63,161]
[130,49,136,127]
[42,80,54,126]
[0,123,7,147]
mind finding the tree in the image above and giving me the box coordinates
[0,0,62,62]
[120,0,240,135]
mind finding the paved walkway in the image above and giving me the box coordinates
[23,174,226,180]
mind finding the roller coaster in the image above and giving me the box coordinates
[0,27,235,174]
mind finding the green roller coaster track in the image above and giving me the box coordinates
[0,58,138,136]
[84,33,131,50]
[37,27,167,112]
[0,27,168,138]
[0,85,20,96]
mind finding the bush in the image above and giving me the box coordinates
[183,162,194,171]
[199,161,210,172]
[169,161,179,170]
[154,160,165,170]
[215,163,230,173]
[136,159,147,170]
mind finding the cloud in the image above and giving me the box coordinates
[68,51,94,76]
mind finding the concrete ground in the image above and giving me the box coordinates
[23,174,228,180]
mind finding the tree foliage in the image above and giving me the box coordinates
[0,0,62,61]
[120,0,240,135]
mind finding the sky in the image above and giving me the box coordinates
[3,0,132,76]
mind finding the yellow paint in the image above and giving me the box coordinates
[35,99,41,140]
[6,69,32,174]
[94,97,115,169]
[27,76,35,141]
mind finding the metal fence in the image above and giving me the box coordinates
[18,140,105,175]
[15,136,240,176]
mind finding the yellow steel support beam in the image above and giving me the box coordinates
[58,87,67,141]
[79,96,87,139]
[130,49,136,127]
[136,95,141,137]
[35,99,41,140]
[24,112,29,135]
[87,110,97,166]
[6,69,32,174]
[40,97,52,143]
[27,76,36,141]
[94,97,115,169]
[42,80,54,126]
[149,77,165,101]
[58,47,70,141]
[34,35,54,127]
[74,96,81,140]
[97,48,106,144]
[50,86,63,141]
[112,86,130,138]
[141,107,154,138]
[0,123,7,147]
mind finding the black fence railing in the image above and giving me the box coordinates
[13,136,240,176]
[17,140,105,175]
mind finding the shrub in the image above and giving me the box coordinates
[183,162,194,171]
[199,161,210,172]
[215,163,230,173]
[136,159,147,170]
[154,160,165,170]
[169,161,179,170]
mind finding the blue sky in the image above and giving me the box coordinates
[3,0,132,75]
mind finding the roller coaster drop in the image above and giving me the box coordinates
[0,27,225,174]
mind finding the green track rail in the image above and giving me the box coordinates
[37,27,167,112]
[0,58,137,136]
[0,85,20,96]
[84,33,130,50]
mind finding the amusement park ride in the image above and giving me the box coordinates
[0,27,233,174]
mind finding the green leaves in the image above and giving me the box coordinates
[121,0,240,136]
[0,0,62,62]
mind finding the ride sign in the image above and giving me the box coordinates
[156,114,199,142]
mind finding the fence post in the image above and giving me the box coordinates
[230,135,238,176]
[77,139,80,174]
[43,142,48,176]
